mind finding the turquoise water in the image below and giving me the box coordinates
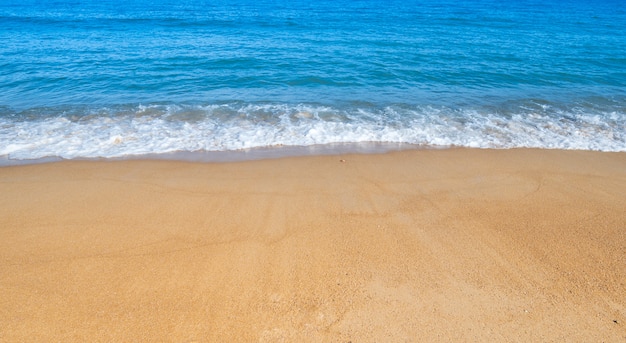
[1,0,625,161]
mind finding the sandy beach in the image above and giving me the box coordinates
[1,148,624,341]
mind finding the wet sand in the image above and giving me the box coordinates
[1,148,625,341]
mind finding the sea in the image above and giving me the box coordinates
[1,0,625,164]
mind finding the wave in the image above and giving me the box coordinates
[1,100,624,163]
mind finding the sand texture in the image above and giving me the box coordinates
[1,148,625,341]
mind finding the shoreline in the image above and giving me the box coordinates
[3,142,625,167]
[1,148,625,341]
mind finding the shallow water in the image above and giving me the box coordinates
[1,0,625,162]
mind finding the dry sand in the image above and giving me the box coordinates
[1,148,625,342]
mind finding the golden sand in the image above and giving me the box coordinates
[1,148,625,341]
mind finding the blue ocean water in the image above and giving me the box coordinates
[1,0,625,162]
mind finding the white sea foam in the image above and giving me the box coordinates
[0,102,624,162]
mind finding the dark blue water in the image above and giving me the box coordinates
[1,0,625,161]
